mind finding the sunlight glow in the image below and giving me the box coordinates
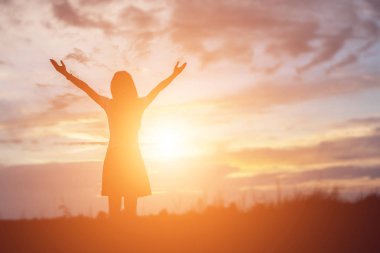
[141,122,195,161]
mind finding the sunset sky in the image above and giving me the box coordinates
[1,0,380,218]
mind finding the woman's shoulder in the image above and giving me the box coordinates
[138,96,150,109]
[97,96,111,111]
[106,97,147,111]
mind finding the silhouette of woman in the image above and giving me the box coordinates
[50,59,186,218]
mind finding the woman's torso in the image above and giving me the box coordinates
[105,98,146,149]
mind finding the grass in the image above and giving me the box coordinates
[1,191,380,253]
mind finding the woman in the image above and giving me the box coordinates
[50,59,186,218]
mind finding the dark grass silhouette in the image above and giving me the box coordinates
[1,191,380,253]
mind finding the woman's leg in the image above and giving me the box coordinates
[124,196,138,217]
[108,195,122,218]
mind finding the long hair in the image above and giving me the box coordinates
[110,71,138,101]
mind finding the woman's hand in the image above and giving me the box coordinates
[172,61,186,77]
[50,59,68,76]
[145,61,187,106]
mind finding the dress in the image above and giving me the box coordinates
[101,98,151,197]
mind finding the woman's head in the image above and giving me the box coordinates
[110,71,137,100]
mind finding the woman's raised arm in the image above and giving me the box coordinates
[144,61,186,107]
[50,59,109,109]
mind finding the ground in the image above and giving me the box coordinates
[1,192,380,253]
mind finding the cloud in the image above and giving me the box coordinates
[0,138,22,144]
[298,28,353,73]
[162,75,380,128]
[2,0,378,73]
[167,0,379,73]
[338,117,380,128]
[0,90,108,155]
[0,93,103,137]
[119,5,157,28]
[326,54,358,75]
[63,48,91,64]
[116,5,164,57]
[78,0,110,5]
[35,82,55,89]
[199,76,380,116]
[0,161,102,218]
[265,21,319,58]
[0,138,39,147]
[228,164,380,187]
[0,0,11,5]
[367,0,380,18]
[48,92,86,111]
[170,0,311,65]
[224,133,380,169]
[326,20,380,74]
[252,62,283,75]
[54,141,107,146]
[51,2,163,57]
[51,0,113,33]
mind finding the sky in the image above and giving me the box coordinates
[1,0,380,218]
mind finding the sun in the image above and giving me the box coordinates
[154,129,184,159]
[141,121,194,161]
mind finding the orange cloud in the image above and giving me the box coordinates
[297,28,353,73]
[224,132,380,170]
[64,48,91,65]
[195,76,380,117]
[168,0,379,73]
[51,0,113,33]
[48,92,86,111]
